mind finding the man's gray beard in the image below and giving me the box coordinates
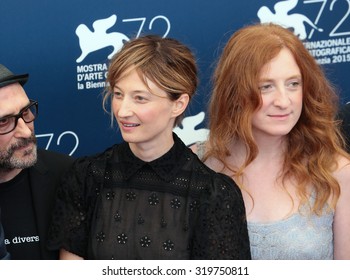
[0,134,38,170]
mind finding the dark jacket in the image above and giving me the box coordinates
[0,209,10,260]
[28,149,74,259]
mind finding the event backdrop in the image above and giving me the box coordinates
[1,0,349,157]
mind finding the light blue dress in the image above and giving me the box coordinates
[248,207,333,260]
[194,142,334,260]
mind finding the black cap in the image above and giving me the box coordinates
[0,64,29,89]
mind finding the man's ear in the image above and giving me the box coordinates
[172,94,189,117]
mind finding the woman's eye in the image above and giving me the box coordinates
[113,92,123,98]
[135,95,147,102]
[290,81,300,87]
[287,80,302,90]
[259,84,273,92]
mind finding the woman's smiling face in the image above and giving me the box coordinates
[252,48,303,139]
[112,68,185,160]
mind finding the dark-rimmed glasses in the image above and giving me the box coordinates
[0,99,38,135]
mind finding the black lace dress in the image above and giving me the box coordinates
[48,133,251,259]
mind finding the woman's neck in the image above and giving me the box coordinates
[129,137,174,162]
[229,136,286,166]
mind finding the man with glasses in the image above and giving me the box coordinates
[0,64,74,259]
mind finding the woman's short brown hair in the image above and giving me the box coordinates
[103,35,198,126]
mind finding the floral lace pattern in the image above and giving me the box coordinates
[48,134,251,260]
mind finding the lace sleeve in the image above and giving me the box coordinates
[191,174,251,259]
[47,157,96,258]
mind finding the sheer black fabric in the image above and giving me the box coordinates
[48,134,251,259]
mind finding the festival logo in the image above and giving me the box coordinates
[258,0,323,40]
[76,14,129,63]
[75,14,128,91]
[75,14,171,91]
[257,0,350,65]
[173,112,209,146]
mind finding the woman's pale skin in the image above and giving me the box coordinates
[60,68,189,260]
[198,48,350,259]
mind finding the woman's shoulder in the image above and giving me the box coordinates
[190,155,242,197]
[333,155,350,193]
[190,141,226,171]
[64,145,119,183]
[212,171,243,198]
[334,155,350,178]
[194,164,245,212]
[190,141,207,160]
[72,145,117,166]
